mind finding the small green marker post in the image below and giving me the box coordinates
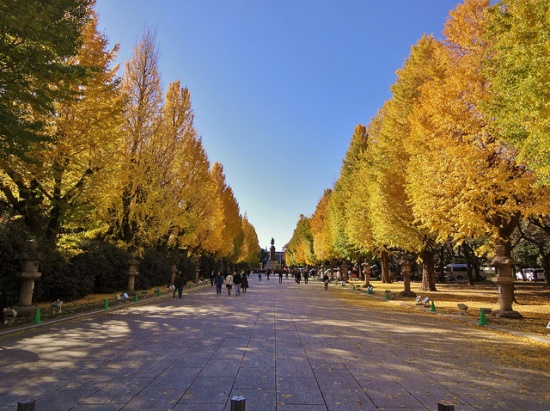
[103,299,109,309]
[134,293,139,302]
[479,309,487,325]
[385,290,390,300]
[32,307,42,324]
[156,288,161,296]
[430,301,436,312]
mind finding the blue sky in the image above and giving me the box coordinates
[94,0,461,252]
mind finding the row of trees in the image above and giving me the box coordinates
[286,0,550,289]
[0,1,261,301]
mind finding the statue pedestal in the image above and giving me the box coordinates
[264,259,280,271]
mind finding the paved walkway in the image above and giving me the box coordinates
[0,276,549,410]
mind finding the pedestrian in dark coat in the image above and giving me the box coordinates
[241,273,249,293]
[214,271,224,294]
[233,271,242,296]
[173,272,185,298]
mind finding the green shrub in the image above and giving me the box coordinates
[71,240,128,294]
[0,221,29,306]
[136,248,171,289]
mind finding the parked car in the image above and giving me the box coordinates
[444,264,486,282]
[523,268,545,282]
[514,270,526,281]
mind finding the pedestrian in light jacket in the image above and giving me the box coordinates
[225,272,234,296]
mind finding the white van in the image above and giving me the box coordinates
[444,264,468,281]
[444,264,486,281]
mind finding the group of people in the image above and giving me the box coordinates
[174,267,330,299]
[172,271,186,298]
[290,268,315,284]
[212,270,249,296]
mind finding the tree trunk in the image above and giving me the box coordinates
[420,248,437,291]
[381,250,391,283]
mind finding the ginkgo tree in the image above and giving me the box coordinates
[156,82,224,260]
[237,213,261,267]
[0,0,92,161]
[0,10,124,245]
[105,29,165,249]
[375,34,444,290]
[327,124,370,277]
[310,189,334,267]
[349,47,441,289]
[286,214,315,267]
[211,162,244,267]
[484,0,550,186]
[345,119,386,281]
[406,0,549,270]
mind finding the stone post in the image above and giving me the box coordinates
[127,253,139,293]
[362,263,371,288]
[399,254,417,298]
[194,257,200,282]
[342,260,349,282]
[14,240,42,317]
[491,245,522,318]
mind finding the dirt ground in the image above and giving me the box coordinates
[346,279,550,336]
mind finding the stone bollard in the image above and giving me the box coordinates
[399,254,417,298]
[491,245,521,318]
[17,399,35,411]
[126,253,140,293]
[230,396,246,411]
[14,240,42,318]
[437,402,454,411]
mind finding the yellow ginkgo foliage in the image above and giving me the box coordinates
[406,0,547,255]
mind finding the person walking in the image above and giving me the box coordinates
[323,274,330,290]
[214,271,224,295]
[233,271,242,296]
[225,272,234,296]
[304,269,309,284]
[210,271,215,286]
[241,273,249,293]
[173,271,185,298]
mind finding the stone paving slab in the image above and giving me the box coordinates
[0,276,549,410]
